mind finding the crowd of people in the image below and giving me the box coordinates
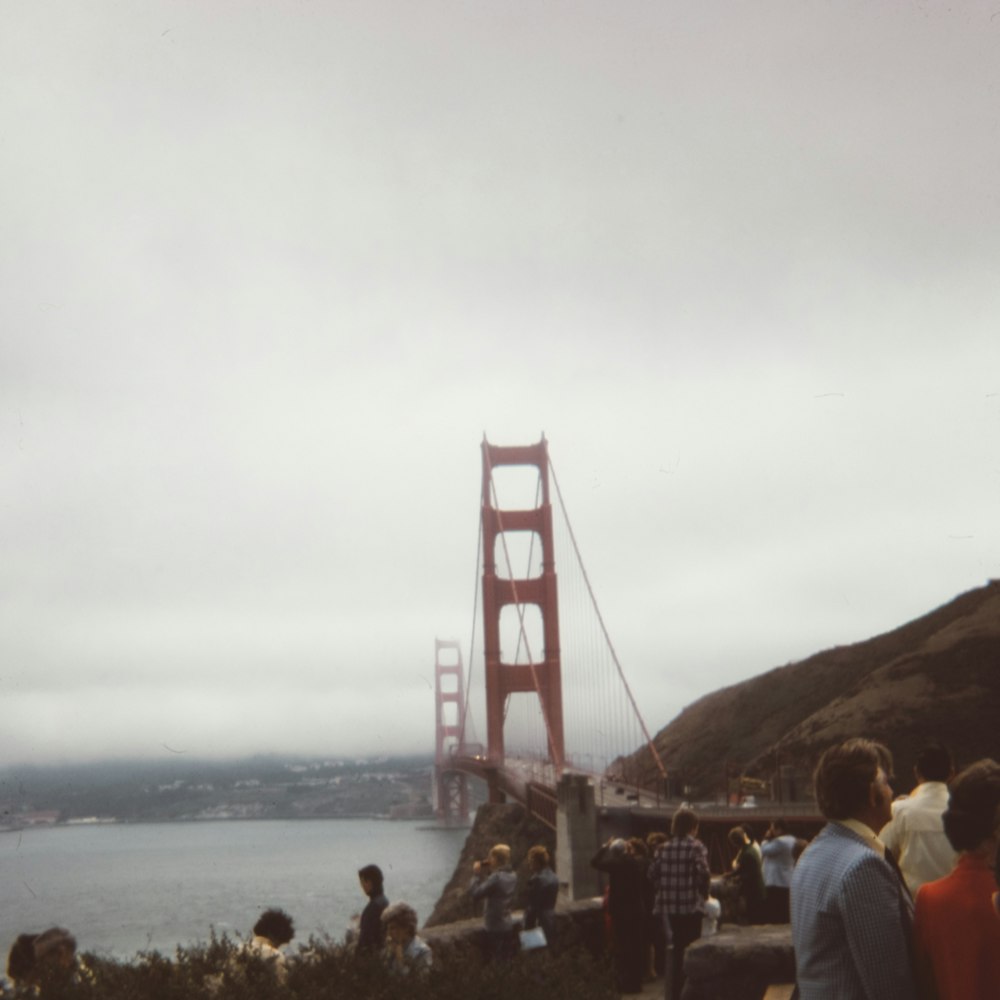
[589,810,799,996]
[1,863,436,994]
[7,740,1000,999]
[591,807,715,997]
[792,739,1000,1000]
[2,845,562,995]
[586,739,1000,999]
[466,841,561,961]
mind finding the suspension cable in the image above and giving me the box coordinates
[549,457,667,779]
[460,497,484,750]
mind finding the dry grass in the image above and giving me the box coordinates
[625,580,1000,797]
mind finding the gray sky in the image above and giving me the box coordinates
[3,1,999,767]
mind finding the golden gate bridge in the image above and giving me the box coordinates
[433,436,667,830]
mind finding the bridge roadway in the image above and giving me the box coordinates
[447,753,822,867]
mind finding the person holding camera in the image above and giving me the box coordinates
[469,843,517,961]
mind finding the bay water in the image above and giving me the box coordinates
[0,819,468,962]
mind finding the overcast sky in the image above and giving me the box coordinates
[3,1,999,768]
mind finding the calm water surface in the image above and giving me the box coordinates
[0,819,468,961]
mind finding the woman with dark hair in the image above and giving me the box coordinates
[4,928,78,992]
[5,934,39,988]
[245,908,294,982]
[357,863,389,954]
[252,909,295,949]
[913,758,1000,999]
[523,845,559,945]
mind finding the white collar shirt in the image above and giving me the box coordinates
[879,781,956,895]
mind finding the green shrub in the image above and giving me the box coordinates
[18,936,616,1000]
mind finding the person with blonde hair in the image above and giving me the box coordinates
[913,758,1000,999]
[469,843,517,960]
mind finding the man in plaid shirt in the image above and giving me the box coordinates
[650,806,710,999]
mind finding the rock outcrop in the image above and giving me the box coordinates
[682,925,794,999]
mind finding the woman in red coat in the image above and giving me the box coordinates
[913,758,1000,1000]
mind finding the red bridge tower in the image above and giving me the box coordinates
[433,638,469,823]
[481,437,565,799]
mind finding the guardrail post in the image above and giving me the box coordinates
[556,772,600,901]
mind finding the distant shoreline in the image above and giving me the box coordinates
[1,813,461,835]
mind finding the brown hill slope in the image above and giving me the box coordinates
[621,579,1000,798]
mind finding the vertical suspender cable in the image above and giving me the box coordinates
[461,500,484,751]
[549,458,667,780]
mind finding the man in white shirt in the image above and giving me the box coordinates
[880,742,956,896]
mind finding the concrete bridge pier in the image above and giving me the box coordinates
[555,772,601,900]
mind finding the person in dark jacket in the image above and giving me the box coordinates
[469,843,518,960]
[523,845,559,945]
[357,863,389,953]
[725,827,766,924]
[592,838,647,994]
[645,831,669,978]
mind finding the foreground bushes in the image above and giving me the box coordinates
[18,936,617,1000]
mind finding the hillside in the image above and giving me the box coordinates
[620,579,1000,799]
[0,755,434,828]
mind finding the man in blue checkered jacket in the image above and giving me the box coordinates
[791,738,916,1000]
